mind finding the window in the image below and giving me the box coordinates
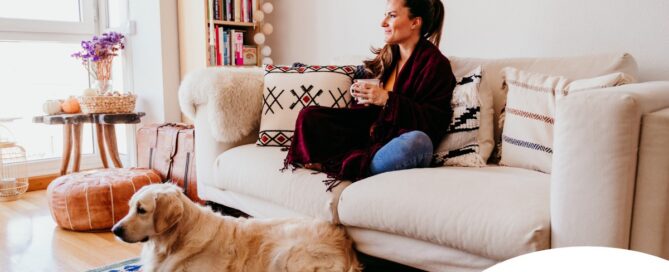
[0,0,82,22]
[0,0,97,37]
[0,0,131,176]
[0,41,94,160]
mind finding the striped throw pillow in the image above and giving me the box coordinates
[433,66,486,167]
[499,68,633,173]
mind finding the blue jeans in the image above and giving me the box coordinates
[369,131,433,175]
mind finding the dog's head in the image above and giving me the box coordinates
[112,183,184,243]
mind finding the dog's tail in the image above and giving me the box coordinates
[342,232,363,272]
[269,222,363,272]
[345,248,363,272]
[315,222,362,272]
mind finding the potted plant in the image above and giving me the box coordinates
[71,32,135,113]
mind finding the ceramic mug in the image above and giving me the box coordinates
[350,79,380,104]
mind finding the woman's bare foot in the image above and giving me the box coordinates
[304,163,323,171]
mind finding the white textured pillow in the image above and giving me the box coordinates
[499,68,633,173]
[258,65,356,146]
[433,66,486,167]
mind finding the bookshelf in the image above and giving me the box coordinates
[177,0,264,80]
[177,0,267,123]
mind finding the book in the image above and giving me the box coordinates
[233,31,244,65]
[223,0,227,20]
[249,0,255,23]
[213,0,220,20]
[234,0,241,22]
[217,26,225,66]
[214,27,221,65]
[243,46,257,66]
[241,0,247,22]
[229,29,236,65]
[223,30,230,65]
[225,0,232,21]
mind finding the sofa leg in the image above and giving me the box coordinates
[356,251,426,272]
[204,201,250,218]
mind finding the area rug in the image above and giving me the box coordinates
[86,257,142,272]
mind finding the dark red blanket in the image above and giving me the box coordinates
[283,39,456,190]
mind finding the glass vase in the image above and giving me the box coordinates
[93,79,112,95]
[95,57,113,95]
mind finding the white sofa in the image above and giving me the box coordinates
[179,53,669,272]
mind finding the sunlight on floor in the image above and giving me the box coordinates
[0,190,141,271]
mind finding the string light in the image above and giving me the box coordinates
[262,57,274,65]
[255,1,274,65]
[262,2,274,14]
[261,46,272,57]
[262,23,273,35]
[253,33,266,45]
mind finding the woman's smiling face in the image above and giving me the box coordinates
[381,0,420,44]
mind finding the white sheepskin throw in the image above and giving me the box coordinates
[179,66,264,143]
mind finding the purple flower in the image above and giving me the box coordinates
[72,31,126,63]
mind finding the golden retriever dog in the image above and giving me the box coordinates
[111,183,361,272]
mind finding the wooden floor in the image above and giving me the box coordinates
[0,190,141,272]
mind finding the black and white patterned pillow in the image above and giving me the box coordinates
[432,66,486,167]
[258,65,356,147]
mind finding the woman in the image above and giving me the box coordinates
[284,0,456,190]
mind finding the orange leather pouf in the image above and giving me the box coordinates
[47,168,162,231]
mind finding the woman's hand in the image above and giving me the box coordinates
[351,81,389,107]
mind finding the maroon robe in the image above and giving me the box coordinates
[283,38,456,190]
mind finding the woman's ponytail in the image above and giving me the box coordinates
[425,0,444,47]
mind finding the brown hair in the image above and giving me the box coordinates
[363,0,445,79]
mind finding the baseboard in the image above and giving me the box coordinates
[27,168,108,192]
[28,174,58,191]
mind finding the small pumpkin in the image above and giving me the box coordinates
[61,96,81,114]
[42,100,63,115]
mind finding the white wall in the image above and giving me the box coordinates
[266,0,669,81]
[265,0,386,65]
[128,0,181,125]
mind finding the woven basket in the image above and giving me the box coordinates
[0,181,28,202]
[78,95,136,114]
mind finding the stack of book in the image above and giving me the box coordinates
[213,26,257,66]
[212,0,258,23]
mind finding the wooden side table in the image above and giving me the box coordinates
[33,112,145,175]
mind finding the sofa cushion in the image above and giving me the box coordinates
[338,166,550,261]
[213,144,350,222]
[450,53,639,163]
[258,65,356,146]
[348,227,497,272]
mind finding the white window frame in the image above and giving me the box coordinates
[98,0,137,168]
[0,0,136,177]
[0,0,97,42]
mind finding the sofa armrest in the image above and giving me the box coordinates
[193,106,258,196]
[178,67,264,197]
[631,107,669,258]
[551,81,669,249]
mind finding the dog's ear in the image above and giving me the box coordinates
[153,191,184,234]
